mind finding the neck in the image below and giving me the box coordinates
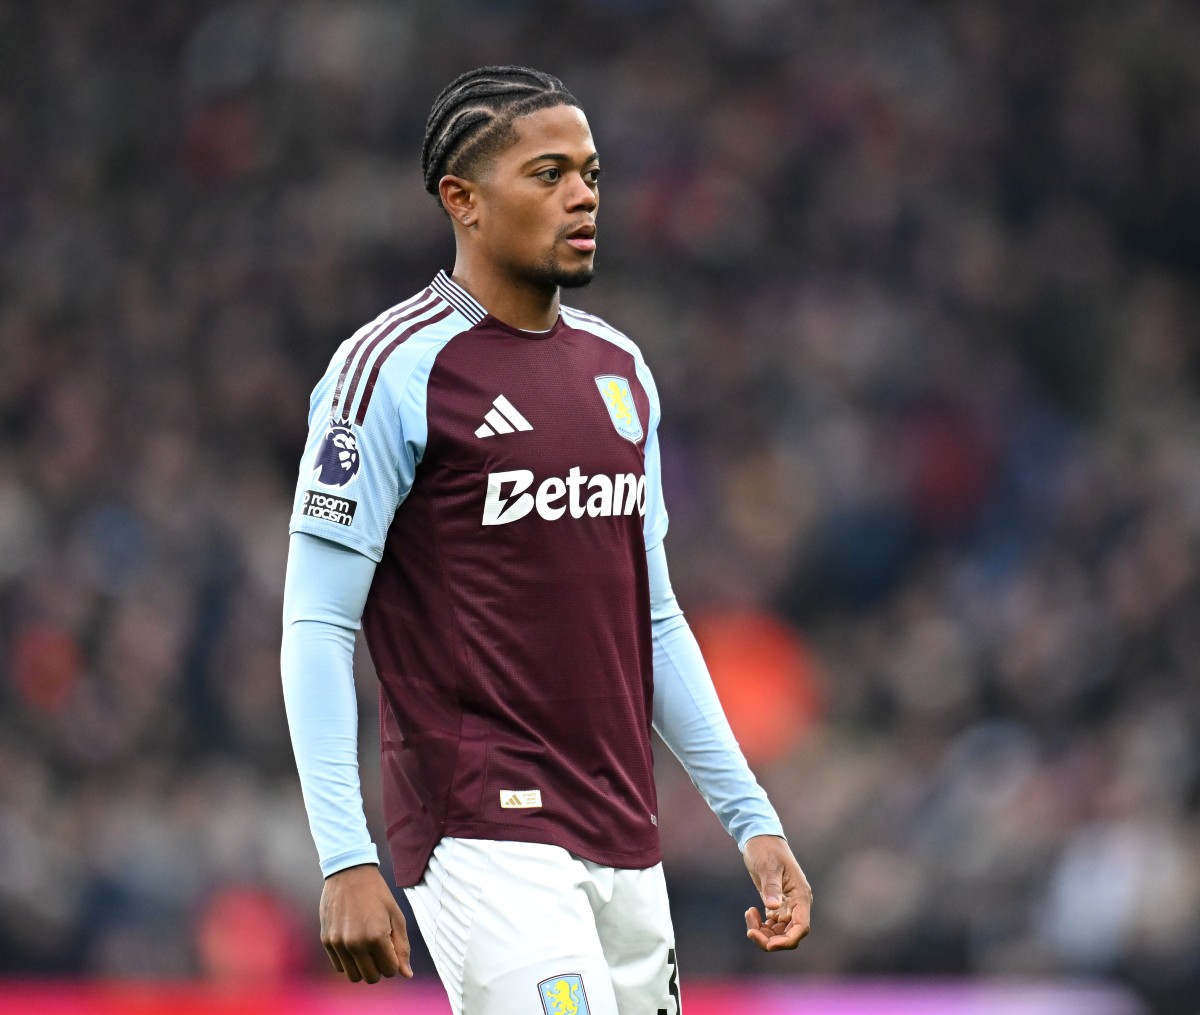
[450,254,560,331]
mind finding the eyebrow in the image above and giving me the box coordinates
[521,151,600,168]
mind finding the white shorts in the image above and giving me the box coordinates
[405,837,681,1015]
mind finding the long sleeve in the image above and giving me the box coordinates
[281,531,380,876]
[648,541,785,850]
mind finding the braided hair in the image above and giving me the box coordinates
[421,65,582,202]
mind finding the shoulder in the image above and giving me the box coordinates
[313,286,475,422]
[326,287,466,382]
[561,304,658,390]
[561,304,660,406]
[560,304,644,363]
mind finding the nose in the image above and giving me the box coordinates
[565,171,597,212]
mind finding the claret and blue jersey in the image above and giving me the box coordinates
[290,271,670,886]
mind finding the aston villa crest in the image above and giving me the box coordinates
[594,375,643,443]
[538,973,591,1015]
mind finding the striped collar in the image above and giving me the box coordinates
[432,270,487,325]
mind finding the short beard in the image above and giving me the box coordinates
[527,252,595,290]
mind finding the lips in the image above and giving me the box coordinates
[564,222,596,252]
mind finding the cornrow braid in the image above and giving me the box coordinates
[421,65,581,199]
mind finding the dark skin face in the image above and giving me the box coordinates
[439,104,600,330]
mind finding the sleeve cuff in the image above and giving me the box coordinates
[289,517,385,562]
[737,822,787,853]
[319,844,381,878]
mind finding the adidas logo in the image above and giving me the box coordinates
[499,789,543,809]
[475,395,533,438]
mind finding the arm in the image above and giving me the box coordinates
[648,540,813,951]
[281,531,412,982]
[283,316,441,982]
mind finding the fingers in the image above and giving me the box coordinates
[745,904,812,952]
[322,921,396,984]
[370,936,401,980]
[745,906,773,951]
[327,940,363,982]
[326,937,386,983]
[782,872,814,947]
[765,894,791,926]
[324,911,412,982]
[745,906,763,939]
[760,869,784,912]
[367,904,408,980]
[745,906,787,951]
[390,904,414,979]
[328,941,362,982]
[324,942,345,974]
[351,947,383,984]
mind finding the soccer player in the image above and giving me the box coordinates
[281,66,812,1015]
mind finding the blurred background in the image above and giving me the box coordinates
[1,0,1198,1012]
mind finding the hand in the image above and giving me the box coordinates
[742,834,813,952]
[320,863,414,983]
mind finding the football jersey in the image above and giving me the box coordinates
[289,271,668,886]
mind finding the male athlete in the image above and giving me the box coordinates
[281,66,812,1014]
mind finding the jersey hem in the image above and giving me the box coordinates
[389,827,662,888]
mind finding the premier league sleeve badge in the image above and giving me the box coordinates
[312,422,362,487]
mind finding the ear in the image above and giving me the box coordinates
[439,175,478,228]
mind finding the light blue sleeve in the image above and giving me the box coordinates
[635,358,668,551]
[648,542,785,850]
[281,531,379,877]
[288,330,446,562]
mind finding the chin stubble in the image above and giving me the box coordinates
[528,249,595,290]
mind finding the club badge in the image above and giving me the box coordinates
[594,375,643,443]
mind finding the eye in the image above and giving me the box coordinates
[536,167,561,182]
[585,167,601,184]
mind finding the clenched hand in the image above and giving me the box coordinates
[320,864,414,983]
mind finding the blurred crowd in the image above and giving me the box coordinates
[1,0,1199,1010]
